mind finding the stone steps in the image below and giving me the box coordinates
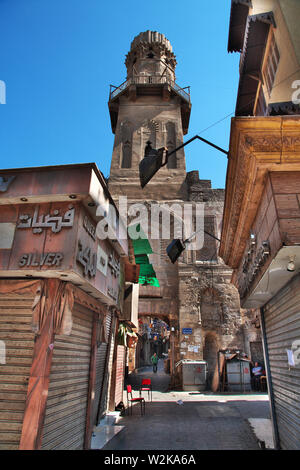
[91,412,125,450]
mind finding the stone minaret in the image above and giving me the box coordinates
[108,31,252,389]
[108,30,191,201]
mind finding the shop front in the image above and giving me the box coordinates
[0,163,130,449]
[220,116,300,450]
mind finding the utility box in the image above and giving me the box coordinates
[182,360,207,391]
[226,359,251,392]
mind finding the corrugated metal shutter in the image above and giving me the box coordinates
[96,312,113,423]
[264,275,300,450]
[41,302,93,450]
[92,343,108,425]
[90,311,114,426]
[0,292,35,450]
[115,346,125,406]
[106,321,116,409]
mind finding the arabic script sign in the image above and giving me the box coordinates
[17,205,75,234]
[76,240,97,277]
[239,239,271,298]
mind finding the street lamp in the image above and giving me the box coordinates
[139,141,168,189]
[139,135,228,189]
[166,228,221,264]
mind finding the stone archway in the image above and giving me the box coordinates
[136,313,171,368]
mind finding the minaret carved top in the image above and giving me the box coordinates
[125,30,177,81]
[108,31,191,200]
[130,31,173,53]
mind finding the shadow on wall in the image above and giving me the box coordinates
[203,332,219,391]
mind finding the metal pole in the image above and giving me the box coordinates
[217,351,220,393]
[165,135,229,160]
[171,331,175,386]
[260,306,281,450]
[240,359,242,393]
[184,228,221,244]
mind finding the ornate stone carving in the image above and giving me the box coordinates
[282,136,300,151]
[243,134,282,152]
[140,119,159,153]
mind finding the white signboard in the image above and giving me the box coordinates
[0,223,15,249]
[97,245,108,276]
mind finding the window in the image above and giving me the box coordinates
[121,142,131,168]
[255,84,267,116]
[166,143,176,169]
[264,33,280,95]
[166,122,177,169]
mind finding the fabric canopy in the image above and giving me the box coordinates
[128,223,153,255]
[128,223,160,286]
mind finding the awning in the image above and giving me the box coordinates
[134,254,150,264]
[228,0,252,53]
[138,276,160,287]
[127,224,153,255]
[235,12,276,116]
[138,264,156,277]
[128,223,160,287]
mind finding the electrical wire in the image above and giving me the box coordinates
[195,68,300,137]
[149,232,221,268]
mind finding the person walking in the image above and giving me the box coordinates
[151,352,158,373]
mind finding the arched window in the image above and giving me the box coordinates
[120,121,133,168]
[166,122,177,169]
[122,141,132,168]
[141,120,158,159]
[167,142,176,169]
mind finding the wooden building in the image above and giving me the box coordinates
[0,163,137,449]
[221,0,300,450]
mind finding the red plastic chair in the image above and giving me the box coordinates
[139,378,152,401]
[126,385,145,415]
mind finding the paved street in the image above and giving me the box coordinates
[103,360,271,451]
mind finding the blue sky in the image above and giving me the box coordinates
[0,0,239,188]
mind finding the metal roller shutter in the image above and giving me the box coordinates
[106,323,116,409]
[92,343,108,425]
[95,311,113,423]
[0,292,35,450]
[115,346,125,406]
[41,302,93,450]
[264,275,300,450]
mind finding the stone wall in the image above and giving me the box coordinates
[174,171,262,390]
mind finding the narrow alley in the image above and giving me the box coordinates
[1,0,300,453]
[99,360,272,451]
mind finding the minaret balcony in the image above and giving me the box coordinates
[109,75,191,103]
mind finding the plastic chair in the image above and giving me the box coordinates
[126,385,145,415]
[139,378,152,401]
